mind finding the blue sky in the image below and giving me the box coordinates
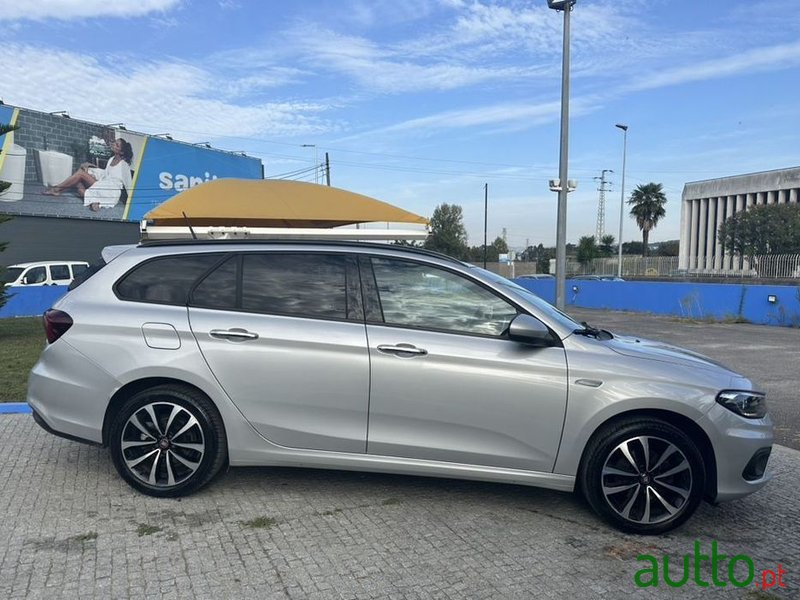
[2,0,800,248]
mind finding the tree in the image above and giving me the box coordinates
[719,203,800,259]
[655,240,680,257]
[599,234,616,257]
[424,203,469,260]
[628,183,667,257]
[576,235,600,266]
[622,241,644,255]
[468,236,510,263]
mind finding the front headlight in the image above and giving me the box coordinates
[716,390,767,419]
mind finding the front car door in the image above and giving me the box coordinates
[361,256,568,472]
[188,251,370,453]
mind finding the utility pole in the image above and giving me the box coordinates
[483,183,488,269]
[325,152,331,186]
[594,169,613,241]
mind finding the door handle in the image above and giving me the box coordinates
[209,328,259,341]
[377,344,428,357]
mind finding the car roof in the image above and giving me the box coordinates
[7,260,89,268]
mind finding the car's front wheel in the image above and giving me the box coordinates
[109,384,227,497]
[580,417,705,534]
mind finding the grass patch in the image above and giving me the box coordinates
[136,523,162,537]
[381,497,402,506]
[0,317,45,402]
[241,516,277,529]
[320,508,343,516]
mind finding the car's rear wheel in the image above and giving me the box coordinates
[580,417,705,534]
[109,384,227,497]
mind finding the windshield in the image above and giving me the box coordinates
[1,267,24,284]
[470,266,581,332]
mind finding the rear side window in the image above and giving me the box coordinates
[191,256,238,310]
[240,253,357,320]
[71,264,88,277]
[50,264,70,281]
[116,254,221,305]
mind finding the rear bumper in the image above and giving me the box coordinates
[27,340,118,445]
[31,409,102,447]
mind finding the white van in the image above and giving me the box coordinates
[2,261,90,287]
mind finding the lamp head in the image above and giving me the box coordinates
[615,123,628,131]
[547,0,576,9]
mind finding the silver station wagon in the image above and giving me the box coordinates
[28,241,773,534]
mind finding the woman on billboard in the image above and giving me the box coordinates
[43,138,133,212]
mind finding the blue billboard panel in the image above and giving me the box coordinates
[125,137,262,221]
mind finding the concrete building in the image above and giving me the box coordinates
[679,166,800,272]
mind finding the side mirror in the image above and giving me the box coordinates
[22,276,29,285]
[508,314,553,346]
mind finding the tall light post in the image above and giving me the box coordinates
[547,0,576,311]
[615,123,628,278]
[301,144,318,184]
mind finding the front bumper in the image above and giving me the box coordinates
[698,403,774,503]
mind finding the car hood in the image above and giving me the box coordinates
[606,333,743,377]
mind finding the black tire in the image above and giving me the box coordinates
[579,417,705,535]
[109,384,228,497]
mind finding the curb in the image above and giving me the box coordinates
[0,403,32,414]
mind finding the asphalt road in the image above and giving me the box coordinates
[568,307,800,451]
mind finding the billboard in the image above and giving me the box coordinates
[0,105,263,222]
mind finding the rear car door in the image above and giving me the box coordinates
[188,251,370,453]
[49,264,72,285]
[362,256,569,472]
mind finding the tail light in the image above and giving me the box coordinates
[43,309,73,343]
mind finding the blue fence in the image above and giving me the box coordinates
[0,286,68,318]
[514,279,800,326]
[3,280,800,327]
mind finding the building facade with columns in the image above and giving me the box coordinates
[679,166,800,272]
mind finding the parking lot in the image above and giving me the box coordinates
[1,309,797,598]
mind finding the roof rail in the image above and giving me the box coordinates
[136,238,466,265]
[139,221,429,242]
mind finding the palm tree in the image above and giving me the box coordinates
[627,183,667,257]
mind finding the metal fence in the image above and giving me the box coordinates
[564,254,800,279]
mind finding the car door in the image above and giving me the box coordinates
[362,256,569,472]
[49,264,72,285]
[22,265,47,285]
[188,252,370,453]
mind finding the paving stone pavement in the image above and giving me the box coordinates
[0,415,797,599]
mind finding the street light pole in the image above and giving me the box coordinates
[301,144,318,183]
[547,0,576,311]
[615,124,628,278]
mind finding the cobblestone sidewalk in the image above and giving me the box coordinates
[0,415,796,599]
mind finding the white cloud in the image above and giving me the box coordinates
[0,0,182,21]
[0,44,340,139]
[288,26,533,94]
[626,41,800,93]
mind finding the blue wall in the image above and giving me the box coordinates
[4,280,800,327]
[514,279,800,327]
[1,286,68,318]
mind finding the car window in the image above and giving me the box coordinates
[116,254,222,305]
[1,267,24,284]
[71,264,88,277]
[25,266,47,284]
[370,258,518,337]
[191,256,238,310]
[241,253,358,320]
[49,264,70,281]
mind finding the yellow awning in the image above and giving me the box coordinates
[144,178,429,228]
